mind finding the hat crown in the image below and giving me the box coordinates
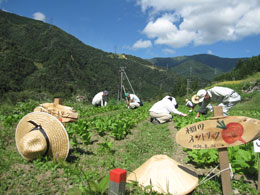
[197,89,207,97]
[15,112,69,161]
[19,131,47,160]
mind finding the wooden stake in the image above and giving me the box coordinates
[54,98,62,106]
[214,106,232,195]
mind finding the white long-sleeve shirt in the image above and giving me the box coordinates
[199,86,241,113]
[129,94,140,103]
[149,96,183,115]
[186,100,193,107]
[92,92,106,106]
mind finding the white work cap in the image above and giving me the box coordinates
[197,89,207,103]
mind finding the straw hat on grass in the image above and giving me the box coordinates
[127,155,198,195]
[15,112,69,161]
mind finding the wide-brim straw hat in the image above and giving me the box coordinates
[15,112,69,161]
[191,95,200,104]
[127,155,198,195]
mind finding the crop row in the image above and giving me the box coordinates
[66,104,150,146]
[71,103,126,118]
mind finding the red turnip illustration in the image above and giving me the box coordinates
[216,120,246,144]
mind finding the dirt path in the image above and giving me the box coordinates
[168,121,214,177]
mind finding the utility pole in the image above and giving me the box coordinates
[118,67,136,101]
[187,78,191,97]
[186,66,192,96]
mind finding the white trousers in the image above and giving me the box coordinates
[149,111,172,124]
[220,92,241,116]
[129,102,140,109]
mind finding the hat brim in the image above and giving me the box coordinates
[15,112,69,161]
[191,95,199,104]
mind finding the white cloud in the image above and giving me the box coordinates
[207,50,213,55]
[33,12,46,22]
[132,39,152,49]
[162,48,176,55]
[136,0,260,48]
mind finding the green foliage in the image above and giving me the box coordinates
[185,148,219,167]
[0,10,189,103]
[232,178,258,195]
[1,100,39,127]
[214,54,260,81]
[97,139,114,154]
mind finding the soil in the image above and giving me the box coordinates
[168,122,213,176]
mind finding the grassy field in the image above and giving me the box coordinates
[1,73,260,194]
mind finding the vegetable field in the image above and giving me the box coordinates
[1,96,260,194]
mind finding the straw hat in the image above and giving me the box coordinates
[127,155,198,195]
[191,95,200,104]
[15,112,69,161]
[192,89,207,104]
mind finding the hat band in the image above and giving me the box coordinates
[28,120,50,156]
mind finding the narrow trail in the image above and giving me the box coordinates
[168,121,213,177]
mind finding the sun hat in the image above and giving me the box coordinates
[192,89,207,104]
[15,112,69,161]
[103,90,109,96]
[191,95,199,104]
[127,155,198,194]
[124,93,129,97]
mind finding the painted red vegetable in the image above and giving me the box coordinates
[217,120,246,144]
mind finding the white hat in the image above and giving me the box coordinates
[192,89,207,104]
[15,112,70,161]
[197,89,207,102]
[127,155,198,194]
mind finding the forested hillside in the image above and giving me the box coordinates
[214,54,260,81]
[148,54,244,80]
[0,10,196,103]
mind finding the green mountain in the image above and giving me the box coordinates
[0,10,185,102]
[214,54,260,81]
[148,54,244,80]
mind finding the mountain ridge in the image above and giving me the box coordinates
[148,54,246,79]
[0,10,183,102]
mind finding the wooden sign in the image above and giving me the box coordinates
[176,116,260,149]
[34,98,78,123]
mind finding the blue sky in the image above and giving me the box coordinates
[1,0,260,59]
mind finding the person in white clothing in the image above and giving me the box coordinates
[185,99,194,112]
[192,86,241,118]
[92,90,109,107]
[149,96,187,124]
[125,93,143,109]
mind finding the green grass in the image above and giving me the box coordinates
[0,72,260,194]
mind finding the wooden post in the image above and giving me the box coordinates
[109,168,127,195]
[214,106,232,195]
[54,98,62,106]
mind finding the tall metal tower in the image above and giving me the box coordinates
[186,66,193,96]
[118,67,135,101]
